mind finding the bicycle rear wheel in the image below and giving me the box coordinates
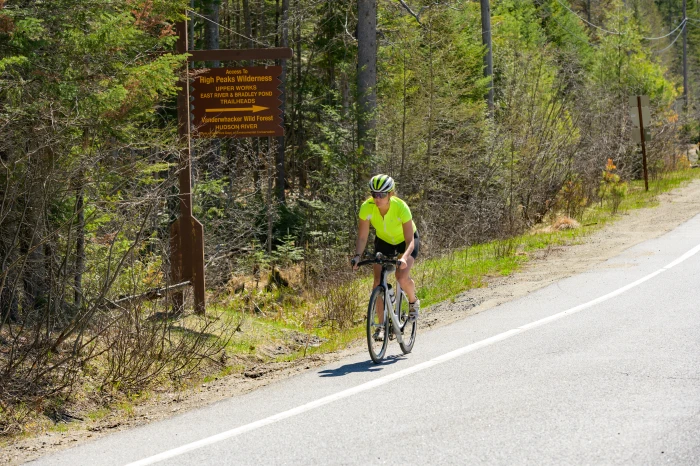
[367,286,389,363]
[397,291,417,354]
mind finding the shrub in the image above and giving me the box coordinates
[598,159,628,215]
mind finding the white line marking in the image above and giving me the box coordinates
[125,243,700,466]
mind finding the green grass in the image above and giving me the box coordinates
[203,365,237,383]
[207,168,700,368]
[86,407,110,422]
[48,423,70,433]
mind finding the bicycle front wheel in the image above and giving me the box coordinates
[397,291,417,354]
[367,286,389,363]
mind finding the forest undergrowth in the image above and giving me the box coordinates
[207,164,700,373]
[3,163,697,442]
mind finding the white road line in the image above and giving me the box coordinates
[125,242,700,466]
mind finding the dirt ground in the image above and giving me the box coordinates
[4,177,700,465]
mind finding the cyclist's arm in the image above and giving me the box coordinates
[400,221,415,263]
[355,218,371,256]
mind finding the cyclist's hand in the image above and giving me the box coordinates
[398,258,408,269]
[351,254,361,271]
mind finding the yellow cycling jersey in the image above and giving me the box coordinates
[359,196,417,245]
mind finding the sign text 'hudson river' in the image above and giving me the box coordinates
[190,67,283,138]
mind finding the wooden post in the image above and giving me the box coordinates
[172,19,206,314]
[170,217,184,312]
[637,95,649,192]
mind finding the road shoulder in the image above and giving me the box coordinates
[4,178,700,466]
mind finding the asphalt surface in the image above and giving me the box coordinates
[30,213,700,465]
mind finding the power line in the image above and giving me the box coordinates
[655,22,686,54]
[186,9,272,48]
[643,18,686,40]
[534,0,595,45]
[553,0,621,35]
[553,0,686,41]
[187,3,698,53]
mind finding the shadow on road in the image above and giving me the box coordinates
[318,355,406,377]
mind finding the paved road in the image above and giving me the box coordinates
[31,214,700,465]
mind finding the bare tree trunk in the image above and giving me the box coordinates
[260,0,268,42]
[275,0,290,203]
[204,0,220,67]
[189,0,195,51]
[0,217,20,324]
[203,0,222,175]
[267,138,274,253]
[74,178,85,309]
[400,50,407,187]
[223,0,231,48]
[243,0,261,193]
[683,0,688,109]
[243,0,254,50]
[341,71,350,116]
[426,18,434,198]
[480,0,494,115]
[236,0,242,48]
[288,5,298,191]
[22,193,48,315]
[357,0,377,164]
[295,9,304,195]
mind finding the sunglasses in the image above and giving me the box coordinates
[371,191,389,199]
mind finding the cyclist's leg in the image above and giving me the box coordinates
[395,232,419,303]
[372,263,382,288]
[395,255,416,302]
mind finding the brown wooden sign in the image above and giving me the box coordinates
[171,16,292,315]
[191,66,283,138]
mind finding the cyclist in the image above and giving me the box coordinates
[351,174,420,339]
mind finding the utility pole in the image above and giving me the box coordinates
[480,0,494,115]
[683,0,688,109]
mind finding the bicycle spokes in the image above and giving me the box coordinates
[397,291,416,354]
[367,287,389,363]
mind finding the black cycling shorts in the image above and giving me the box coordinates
[374,231,419,260]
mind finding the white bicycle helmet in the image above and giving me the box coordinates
[368,174,395,193]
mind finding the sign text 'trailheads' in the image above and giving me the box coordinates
[190,66,283,138]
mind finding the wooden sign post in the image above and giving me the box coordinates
[171,17,292,315]
[630,95,651,192]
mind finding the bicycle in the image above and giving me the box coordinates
[356,252,417,363]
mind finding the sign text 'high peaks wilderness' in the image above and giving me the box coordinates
[191,66,283,138]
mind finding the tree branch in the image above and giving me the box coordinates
[398,0,423,24]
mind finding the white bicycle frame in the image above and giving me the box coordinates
[379,265,405,345]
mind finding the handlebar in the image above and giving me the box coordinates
[356,253,399,268]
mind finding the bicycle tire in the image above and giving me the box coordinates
[367,286,389,363]
[397,291,417,354]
